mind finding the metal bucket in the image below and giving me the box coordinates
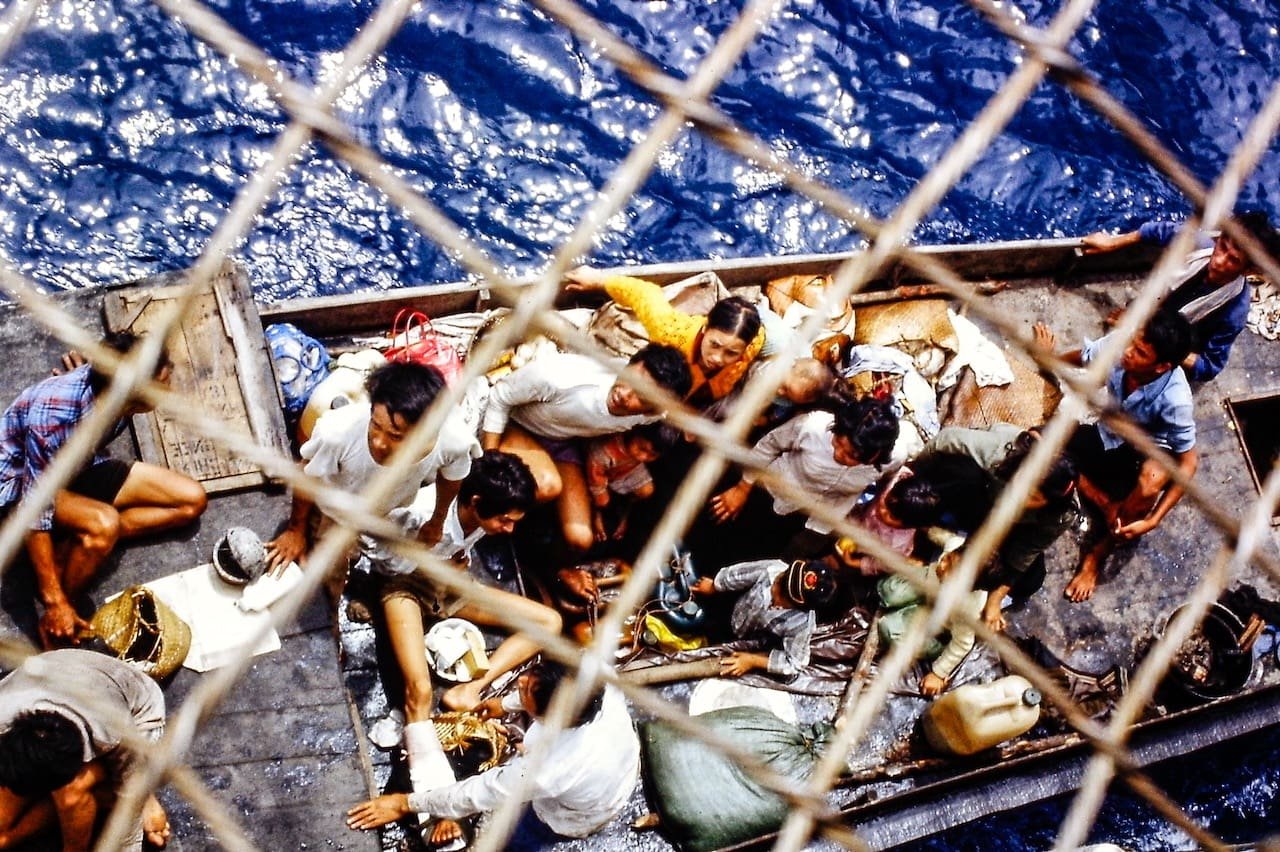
[1163,603,1254,703]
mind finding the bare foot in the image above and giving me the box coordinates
[142,795,170,848]
[428,819,464,847]
[1065,563,1098,602]
[441,681,483,712]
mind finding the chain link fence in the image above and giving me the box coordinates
[0,0,1277,850]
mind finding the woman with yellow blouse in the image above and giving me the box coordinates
[565,267,764,405]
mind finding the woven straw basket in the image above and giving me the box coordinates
[432,711,509,773]
[89,586,191,679]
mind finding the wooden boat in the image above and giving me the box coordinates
[84,237,1280,848]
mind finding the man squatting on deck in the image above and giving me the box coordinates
[0,649,170,850]
[0,334,207,648]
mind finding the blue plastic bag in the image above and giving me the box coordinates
[265,323,331,417]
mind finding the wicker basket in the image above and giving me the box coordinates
[89,586,191,679]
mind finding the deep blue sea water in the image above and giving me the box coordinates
[1,0,1278,847]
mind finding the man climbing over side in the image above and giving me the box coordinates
[1080,210,1280,381]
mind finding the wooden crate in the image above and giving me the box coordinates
[104,263,289,493]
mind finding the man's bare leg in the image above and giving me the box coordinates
[51,492,121,598]
[441,594,561,712]
[554,461,594,554]
[112,462,207,538]
[383,595,435,723]
[497,426,562,503]
[1066,535,1112,602]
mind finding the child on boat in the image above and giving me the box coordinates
[692,559,842,679]
[585,422,679,543]
[877,546,986,696]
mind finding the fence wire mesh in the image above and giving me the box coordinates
[0,0,1276,851]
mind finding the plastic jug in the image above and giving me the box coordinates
[923,675,1041,756]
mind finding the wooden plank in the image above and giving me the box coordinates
[102,263,289,494]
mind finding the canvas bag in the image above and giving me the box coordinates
[587,271,729,359]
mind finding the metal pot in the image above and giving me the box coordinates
[1163,602,1254,703]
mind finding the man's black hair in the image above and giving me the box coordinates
[830,396,900,467]
[628,344,693,399]
[460,450,536,520]
[88,331,174,394]
[365,362,446,425]
[1143,307,1194,367]
[524,658,604,727]
[906,452,995,532]
[0,711,85,797]
[629,422,680,455]
[706,297,762,346]
[1231,210,1280,269]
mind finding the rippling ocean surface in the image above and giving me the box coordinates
[0,0,1276,300]
[2,0,1279,846]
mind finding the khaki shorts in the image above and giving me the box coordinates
[380,571,467,619]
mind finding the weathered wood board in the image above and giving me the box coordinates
[103,263,289,493]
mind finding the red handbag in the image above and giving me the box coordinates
[383,308,463,385]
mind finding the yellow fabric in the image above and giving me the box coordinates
[604,275,764,401]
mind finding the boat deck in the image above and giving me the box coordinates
[0,264,1277,850]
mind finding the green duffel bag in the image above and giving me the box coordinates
[641,706,833,852]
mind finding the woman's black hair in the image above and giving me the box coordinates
[883,475,945,529]
[524,659,604,728]
[460,450,536,520]
[904,452,995,532]
[366,362,446,425]
[0,711,85,797]
[706,297,762,345]
[830,397,900,467]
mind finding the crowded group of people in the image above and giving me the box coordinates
[0,212,1274,849]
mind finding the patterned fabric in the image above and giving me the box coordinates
[585,435,651,501]
[714,559,816,677]
[605,275,764,401]
[0,365,121,530]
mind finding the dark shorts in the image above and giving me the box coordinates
[67,459,134,505]
[1066,425,1143,501]
[534,434,584,466]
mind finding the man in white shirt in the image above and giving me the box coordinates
[375,451,561,716]
[264,362,481,610]
[347,659,640,848]
[482,343,691,609]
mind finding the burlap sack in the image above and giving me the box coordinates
[944,348,1062,430]
[853,299,960,353]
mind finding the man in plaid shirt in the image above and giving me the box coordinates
[0,333,207,647]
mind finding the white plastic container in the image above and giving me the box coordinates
[923,674,1041,756]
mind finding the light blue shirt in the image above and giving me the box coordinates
[1081,335,1196,454]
